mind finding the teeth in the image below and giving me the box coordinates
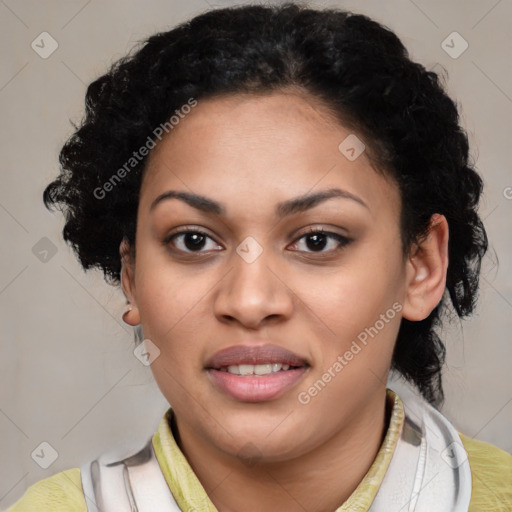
[254,364,273,375]
[224,363,293,376]
[239,364,254,376]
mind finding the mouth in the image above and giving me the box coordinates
[205,344,309,402]
[217,362,299,376]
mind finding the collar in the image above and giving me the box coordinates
[152,388,405,512]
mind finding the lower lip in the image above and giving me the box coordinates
[207,367,308,402]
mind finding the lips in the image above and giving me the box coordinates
[205,344,308,369]
[205,343,309,402]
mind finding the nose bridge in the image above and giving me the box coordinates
[230,234,277,299]
[214,235,293,326]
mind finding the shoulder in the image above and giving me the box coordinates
[4,468,87,512]
[458,432,512,512]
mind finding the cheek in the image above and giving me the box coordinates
[297,248,404,367]
[134,252,208,351]
[303,260,399,331]
[136,268,210,403]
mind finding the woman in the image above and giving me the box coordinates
[7,2,511,511]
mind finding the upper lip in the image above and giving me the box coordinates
[205,343,308,369]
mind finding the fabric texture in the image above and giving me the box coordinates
[4,467,87,512]
[458,432,512,511]
[5,389,512,511]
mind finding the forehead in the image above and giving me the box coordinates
[139,91,399,222]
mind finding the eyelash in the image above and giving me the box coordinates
[163,226,352,256]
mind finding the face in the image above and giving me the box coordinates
[123,90,411,463]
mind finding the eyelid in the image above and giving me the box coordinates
[164,225,215,240]
[296,225,350,238]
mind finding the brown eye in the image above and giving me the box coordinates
[165,229,222,253]
[291,228,352,253]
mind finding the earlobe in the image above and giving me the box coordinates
[401,214,449,322]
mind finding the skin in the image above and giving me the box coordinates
[120,89,449,512]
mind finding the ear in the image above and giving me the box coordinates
[120,237,141,326]
[401,214,449,321]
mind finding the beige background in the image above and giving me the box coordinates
[1,0,511,508]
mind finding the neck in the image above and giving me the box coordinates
[172,390,390,512]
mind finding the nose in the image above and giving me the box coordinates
[213,243,294,330]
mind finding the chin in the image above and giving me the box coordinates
[208,414,314,462]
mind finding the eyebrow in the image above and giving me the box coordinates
[149,187,369,217]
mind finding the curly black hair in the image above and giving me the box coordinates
[43,2,488,408]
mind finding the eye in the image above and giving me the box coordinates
[164,226,352,255]
[164,227,222,253]
[289,227,352,254]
